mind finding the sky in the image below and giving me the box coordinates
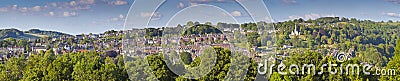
[0,0,399,35]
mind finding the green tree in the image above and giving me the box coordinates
[100,57,118,80]
[180,52,192,65]
[380,39,400,80]
[187,21,194,27]
[246,32,260,46]
[72,52,102,80]
[22,54,45,80]
[125,56,158,81]
[116,55,129,80]
[44,54,73,80]
[0,56,25,81]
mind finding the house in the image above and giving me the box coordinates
[211,44,231,48]
[282,45,294,49]
[53,48,63,55]
[75,35,84,39]
[32,46,47,54]
[347,48,355,57]
[0,56,4,62]
[90,34,99,38]
[0,48,8,53]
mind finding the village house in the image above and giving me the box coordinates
[32,46,47,54]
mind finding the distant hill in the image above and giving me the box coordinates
[25,29,72,38]
[0,28,39,39]
[0,29,72,40]
[182,24,223,35]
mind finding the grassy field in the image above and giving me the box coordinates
[25,33,49,38]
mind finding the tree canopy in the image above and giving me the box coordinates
[182,24,222,35]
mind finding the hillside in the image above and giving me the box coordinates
[0,28,39,40]
[0,29,71,40]
[182,24,223,35]
[25,29,72,38]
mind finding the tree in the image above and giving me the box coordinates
[0,56,25,81]
[44,54,73,80]
[180,52,192,65]
[194,22,200,25]
[72,52,102,80]
[22,54,45,81]
[380,39,400,80]
[146,54,178,81]
[359,47,384,66]
[240,23,257,31]
[205,22,212,25]
[115,55,129,80]
[177,24,183,28]
[125,56,158,81]
[354,36,362,44]
[182,24,222,35]
[99,57,118,80]
[187,21,194,27]
[246,32,260,46]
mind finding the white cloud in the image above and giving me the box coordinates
[288,13,340,20]
[190,0,232,3]
[12,5,18,10]
[0,7,8,12]
[63,12,70,17]
[93,14,125,24]
[78,0,95,5]
[31,6,41,12]
[49,11,55,16]
[265,16,274,22]
[385,0,400,4]
[304,13,320,19]
[50,2,58,7]
[189,2,199,6]
[231,11,242,17]
[188,0,235,6]
[70,1,77,6]
[63,11,77,17]
[44,0,95,11]
[140,12,162,20]
[70,12,77,16]
[177,2,185,8]
[281,0,297,4]
[384,12,400,18]
[221,12,228,17]
[119,14,124,19]
[19,7,28,13]
[111,17,119,21]
[110,14,125,21]
[5,0,130,17]
[324,14,338,17]
[288,13,321,20]
[14,5,43,13]
[288,15,302,19]
[113,0,128,6]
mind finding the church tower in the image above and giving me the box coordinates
[291,24,300,36]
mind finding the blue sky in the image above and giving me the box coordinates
[0,0,399,34]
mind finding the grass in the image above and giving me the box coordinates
[25,33,48,38]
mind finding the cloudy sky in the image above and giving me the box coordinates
[0,0,399,34]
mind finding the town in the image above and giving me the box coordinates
[0,17,399,81]
[0,30,123,62]
[0,20,363,65]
